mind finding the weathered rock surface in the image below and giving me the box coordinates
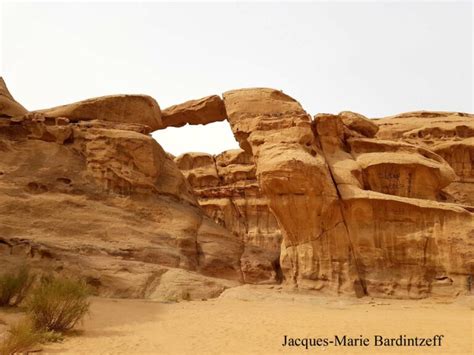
[37,94,163,131]
[375,111,474,206]
[0,78,28,117]
[175,149,282,284]
[339,111,379,138]
[0,80,241,300]
[314,112,473,298]
[161,95,227,128]
[1,79,472,300]
[222,89,473,298]
[223,88,359,294]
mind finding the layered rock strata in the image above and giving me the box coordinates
[175,149,282,284]
[222,89,473,298]
[222,89,361,294]
[314,112,472,298]
[1,78,472,300]
[37,94,163,131]
[0,79,242,300]
[375,111,474,207]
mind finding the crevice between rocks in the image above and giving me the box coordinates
[314,134,368,297]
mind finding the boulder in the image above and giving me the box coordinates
[339,111,379,137]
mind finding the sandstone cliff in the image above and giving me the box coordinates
[175,150,282,284]
[0,79,242,301]
[220,89,473,298]
[375,111,474,207]
[1,79,472,300]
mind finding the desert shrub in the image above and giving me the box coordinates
[0,319,43,355]
[0,266,35,307]
[27,276,90,332]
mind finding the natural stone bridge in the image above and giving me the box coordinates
[1,78,472,299]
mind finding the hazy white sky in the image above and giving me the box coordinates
[1,1,472,155]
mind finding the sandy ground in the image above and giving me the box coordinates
[2,285,472,355]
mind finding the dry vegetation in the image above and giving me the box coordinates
[0,270,90,354]
[0,267,35,307]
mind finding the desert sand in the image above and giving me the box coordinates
[39,286,473,355]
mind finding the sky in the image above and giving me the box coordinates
[1,1,472,156]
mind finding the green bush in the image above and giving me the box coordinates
[0,319,43,355]
[27,277,90,332]
[0,266,35,307]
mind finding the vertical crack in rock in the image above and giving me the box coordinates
[313,129,368,296]
[1,77,473,299]
[222,88,358,294]
[314,111,474,298]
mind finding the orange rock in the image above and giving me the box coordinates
[339,111,379,138]
[161,95,227,128]
[375,111,474,206]
[175,149,282,284]
[223,88,358,294]
[223,89,473,298]
[37,94,163,131]
[0,80,242,299]
[1,79,472,300]
[0,77,28,117]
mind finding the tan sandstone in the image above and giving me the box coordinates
[37,94,163,131]
[375,111,474,206]
[222,89,473,298]
[1,79,472,301]
[0,79,241,300]
[0,78,28,117]
[175,149,282,284]
[161,95,227,128]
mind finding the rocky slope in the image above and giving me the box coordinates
[1,79,472,299]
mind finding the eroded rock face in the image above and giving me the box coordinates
[222,89,473,298]
[314,113,473,298]
[0,83,242,300]
[375,111,474,207]
[175,149,282,284]
[223,88,360,294]
[1,79,472,300]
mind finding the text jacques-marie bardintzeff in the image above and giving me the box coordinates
[282,334,445,349]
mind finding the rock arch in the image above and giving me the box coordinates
[2,77,472,298]
[158,87,473,298]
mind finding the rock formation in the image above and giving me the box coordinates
[37,94,163,131]
[220,88,472,298]
[314,112,472,298]
[375,111,474,207]
[161,95,227,128]
[0,79,242,300]
[1,78,472,300]
[0,78,28,117]
[175,149,282,284]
